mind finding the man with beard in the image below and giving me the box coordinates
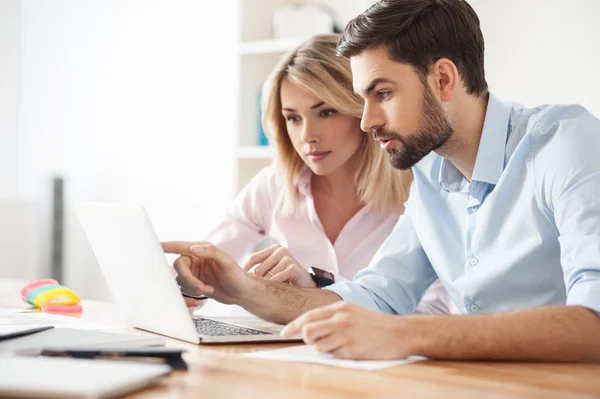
[163,0,600,362]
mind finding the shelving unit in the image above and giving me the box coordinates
[234,0,375,193]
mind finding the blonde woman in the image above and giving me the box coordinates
[176,34,451,314]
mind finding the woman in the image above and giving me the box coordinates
[183,34,451,313]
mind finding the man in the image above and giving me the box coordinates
[163,0,600,361]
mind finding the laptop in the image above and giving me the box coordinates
[75,202,302,344]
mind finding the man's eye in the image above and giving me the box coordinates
[377,91,390,100]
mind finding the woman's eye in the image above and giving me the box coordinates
[319,109,337,117]
[377,91,391,100]
[286,115,300,123]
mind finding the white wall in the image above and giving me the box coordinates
[471,0,600,116]
[8,0,238,299]
[3,0,599,299]
[0,1,37,284]
[0,0,21,197]
[0,199,39,280]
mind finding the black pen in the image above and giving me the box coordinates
[181,291,208,300]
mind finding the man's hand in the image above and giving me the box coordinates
[283,302,600,362]
[162,241,253,306]
[281,302,416,360]
[242,245,316,288]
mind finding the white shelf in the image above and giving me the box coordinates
[235,0,374,192]
[240,38,307,55]
[237,146,275,159]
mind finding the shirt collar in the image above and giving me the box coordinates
[294,165,313,197]
[439,93,511,192]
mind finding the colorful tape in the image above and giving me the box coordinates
[25,285,62,305]
[42,304,83,313]
[21,278,82,313]
[20,278,59,301]
[32,287,80,308]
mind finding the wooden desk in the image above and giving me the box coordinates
[2,279,600,399]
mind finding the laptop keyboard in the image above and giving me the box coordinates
[193,318,270,336]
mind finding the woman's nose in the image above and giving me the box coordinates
[300,121,319,143]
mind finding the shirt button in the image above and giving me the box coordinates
[469,257,479,266]
[470,304,479,312]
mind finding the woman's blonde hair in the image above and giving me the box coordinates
[261,34,412,216]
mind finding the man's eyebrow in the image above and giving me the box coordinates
[359,78,397,97]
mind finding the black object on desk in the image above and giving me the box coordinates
[39,347,189,370]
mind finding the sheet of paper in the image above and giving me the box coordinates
[242,345,425,370]
[0,308,37,315]
[0,313,115,330]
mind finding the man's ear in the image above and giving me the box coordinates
[429,58,459,102]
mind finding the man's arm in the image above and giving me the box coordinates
[165,180,438,323]
[536,108,600,318]
[413,305,600,362]
[162,241,341,324]
[240,276,341,324]
[282,302,600,361]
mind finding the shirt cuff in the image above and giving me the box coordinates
[566,280,600,316]
[324,282,396,313]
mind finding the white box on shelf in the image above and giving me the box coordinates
[272,4,334,39]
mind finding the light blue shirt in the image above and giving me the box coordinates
[327,94,600,316]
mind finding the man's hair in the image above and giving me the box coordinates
[337,0,488,96]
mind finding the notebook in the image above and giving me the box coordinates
[0,357,171,398]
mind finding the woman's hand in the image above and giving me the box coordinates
[242,245,316,288]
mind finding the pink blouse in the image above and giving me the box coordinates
[207,165,454,314]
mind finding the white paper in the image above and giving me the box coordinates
[0,308,37,315]
[0,313,115,330]
[242,345,425,370]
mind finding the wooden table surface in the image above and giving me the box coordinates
[2,279,600,399]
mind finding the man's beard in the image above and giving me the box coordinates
[372,83,454,170]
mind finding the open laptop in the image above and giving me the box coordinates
[75,202,301,344]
